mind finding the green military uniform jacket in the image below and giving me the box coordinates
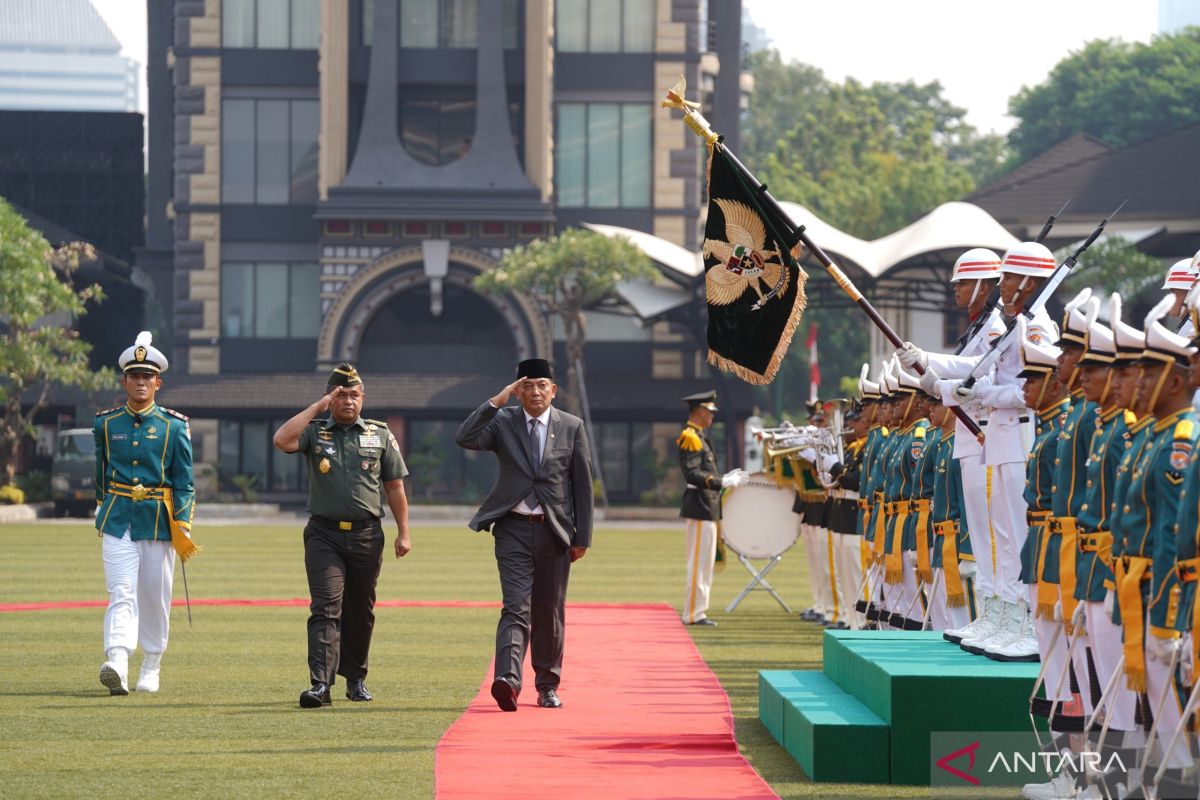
[297,416,408,520]
[94,403,194,540]
[1108,414,1156,625]
[860,424,888,541]
[902,423,938,552]
[1074,406,1133,602]
[882,418,928,557]
[678,422,721,522]
[1021,399,1069,584]
[931,431,971,567]
[1173,421,1200,634]
[1118,409,1197,633]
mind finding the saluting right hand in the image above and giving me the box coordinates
[314,388,340,414]
[490,378,526,407]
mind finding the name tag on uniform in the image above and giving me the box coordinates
[359,434,382,449]
[112,433,128,441]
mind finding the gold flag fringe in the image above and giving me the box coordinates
[706,266,808,385]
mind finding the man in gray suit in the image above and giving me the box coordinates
[456,358,593,712]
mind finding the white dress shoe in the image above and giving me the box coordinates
[99,647,129,696]
[136,652,162,693]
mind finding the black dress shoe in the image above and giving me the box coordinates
[299,682,332,708]
[536,689,563,708]
[687,617,718,626]
[490,678,518,712]
[345,679,373,702]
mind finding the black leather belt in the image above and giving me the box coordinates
[978,416,1030,426]
[310,515,380,532]
[506,511,546,524]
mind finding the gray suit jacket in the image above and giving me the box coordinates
[455,402,594,548]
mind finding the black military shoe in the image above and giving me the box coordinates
[300,682,332,708]
[536,689,563,708]
[345,679,373,702]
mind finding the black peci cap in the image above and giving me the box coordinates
[517,358,554,380]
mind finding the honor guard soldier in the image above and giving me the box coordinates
[869,363,905,623]
[94,331,196,695]
[903,371,941,631]
[881,364,930,629]
[856,366,889,625]
[1163,254,1200,337]
[273,363,411,708]
[826,402,868,629]
[1113,298,1197,781]
[929,393,974,632]
[677,391,747,626]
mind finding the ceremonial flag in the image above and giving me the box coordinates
[806,323,820,403]
[701,145,807,385]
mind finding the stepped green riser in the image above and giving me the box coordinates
[759,670,889,784]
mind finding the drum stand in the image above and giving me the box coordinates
[725,553,792,613]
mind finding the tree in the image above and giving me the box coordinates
[475,229,656,414]
[1061,237,1168,324]
[1008,29,1200,161]
[0,197,115,484]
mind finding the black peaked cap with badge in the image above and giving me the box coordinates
[683,390,718,412]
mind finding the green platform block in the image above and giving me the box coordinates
[822,630,1040,785]
[759,670,889,784]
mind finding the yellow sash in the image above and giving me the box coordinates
[914,499,933,585]
[1034,517,1056,619]
[1115,556,1152,693]
[107,483,200,562]
[937,521,966,607]
[885,504,909,585]
[1055,517,1080,633]
[1180,557,1200,675]
[872,495,887,565]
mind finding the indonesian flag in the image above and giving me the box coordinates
[807,323,820,403]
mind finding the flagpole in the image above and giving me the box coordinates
[663,79,985,442]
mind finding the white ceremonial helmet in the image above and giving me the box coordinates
[950,248,1003,283]
[1161,257,1198,291]
[1000,242,1057,279]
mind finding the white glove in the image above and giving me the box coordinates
[798,447,818,463]
[820,453,840,473]
[1104,589,1115,617]
[897,342,928,371]
[1146,633,1181,665]
[918,367,940,396]
[1052,601,1063,622]
[957,560,977,579]
[1181,634,1194,687]
[721,469,749,489]
[951,380,978,404]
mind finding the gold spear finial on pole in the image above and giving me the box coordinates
[661,75,720,145]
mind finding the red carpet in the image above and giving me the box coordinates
[434,603,777,800]
[0,599,677,613]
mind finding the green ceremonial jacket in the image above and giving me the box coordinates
[1021,399,1068,584]
[1074,407,1132,602]
[94,403,195,541]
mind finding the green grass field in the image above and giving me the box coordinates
[0,524,924,798]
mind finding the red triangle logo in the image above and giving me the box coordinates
[936,740,981,785]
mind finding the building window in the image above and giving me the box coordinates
[223,0,320,49]
[555,103,650,207]
[362,0,521,48]
[221,261,320,338]
[399,99,523,167]
[556,0,654,52]
[219,419,306,492]
[591,421,653,499]
[222,98,319,204]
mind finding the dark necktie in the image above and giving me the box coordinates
[525,419,541,510]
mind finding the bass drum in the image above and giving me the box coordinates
[720,472,802,559]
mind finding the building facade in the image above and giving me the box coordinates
[146,0,747,503]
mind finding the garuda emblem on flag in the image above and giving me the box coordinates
[702,146,807,385]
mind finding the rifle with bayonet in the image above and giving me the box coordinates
[958,199,1128,391]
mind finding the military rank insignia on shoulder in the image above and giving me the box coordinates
[161,407,191,440]
[96,407,121,417]
[1170,420,1194,473]
[677,427,703,452]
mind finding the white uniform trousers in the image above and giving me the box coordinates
[801,523,835,619]
[102,531,175,655]
[1145,625,1191,768]
[887,551,922,624]
[929,566,970,632]
[1029,585,1072,702]
[958,454,995,600]
[990,462,1029,605]
[1085,595,1136,731]
[683,518,717,624]
[832,533,863,628]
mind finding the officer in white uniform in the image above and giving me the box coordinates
[899,243,1060,654]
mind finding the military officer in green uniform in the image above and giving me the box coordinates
[677,390,746,626]
[273,363,411,708]
[94,331,195,696]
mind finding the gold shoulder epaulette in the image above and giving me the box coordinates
[677,427,703,452]
[95,407,121,417]
[913,426,926,439]
[1124,410,1137,427]
[1175,419,1194,440]
[881,426,890,436]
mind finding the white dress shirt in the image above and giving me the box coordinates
[514,406,551,515]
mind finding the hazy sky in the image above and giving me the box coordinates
[743,0,1160,134]
[92,0,1162,134]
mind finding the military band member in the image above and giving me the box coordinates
[1114,299,1197,777]
[273,363,411,708]
[676,390,746,626]
[94,332,195,695]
